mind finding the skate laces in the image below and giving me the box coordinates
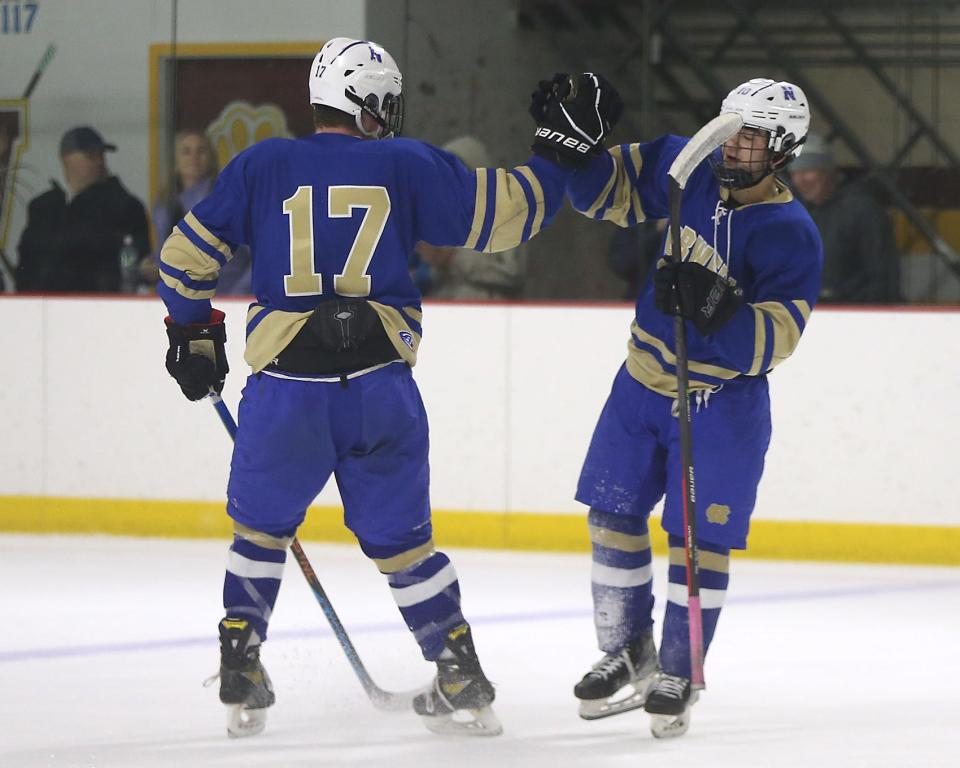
[655,674,688,700]
[591,649,635,680]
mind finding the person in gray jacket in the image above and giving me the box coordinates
[789,133,901,303]
[413,135,527,300]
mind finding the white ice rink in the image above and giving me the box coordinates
[2,534,958,768]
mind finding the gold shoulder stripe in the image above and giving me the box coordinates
[464,168,488,250]
[792,299,812,322]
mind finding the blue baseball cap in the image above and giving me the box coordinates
[59,126,116,156]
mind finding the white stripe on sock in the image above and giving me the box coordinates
[227,551,285,580]
[667,582,727,609]
[390,562,458,608]
[591,562,653,588]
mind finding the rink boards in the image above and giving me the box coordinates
[1,296,957,565]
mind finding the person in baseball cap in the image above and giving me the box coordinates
[59,126,117,156]
[15,124,149,292]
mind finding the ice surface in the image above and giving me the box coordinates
[2,534,958,767]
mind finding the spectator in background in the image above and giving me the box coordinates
[413,135,527,299]
[607,218,666,300]
[16,126,149,292]
[789,133,901,303]
[146,129,252,295]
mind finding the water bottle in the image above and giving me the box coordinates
[119,234,139,294]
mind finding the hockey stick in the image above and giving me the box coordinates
[665,112,743,692]
[209,393,425,712]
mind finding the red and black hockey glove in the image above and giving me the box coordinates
[164,309,229,401]
[654,260,743,335]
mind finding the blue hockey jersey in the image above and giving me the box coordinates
[159,133,568,371]
[568,135,823,395]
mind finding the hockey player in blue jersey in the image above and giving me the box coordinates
[158,38,620,737]
[553,79,823,737]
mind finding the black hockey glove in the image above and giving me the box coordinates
[654,260,744,335]
[530,72,623,168]
[164,309,229,401]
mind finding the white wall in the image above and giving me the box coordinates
[1,298,957,526]
[0,0,365,259]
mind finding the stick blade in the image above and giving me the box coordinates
[668,113,743,189]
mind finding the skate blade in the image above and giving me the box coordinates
[650,711,691,739]
[420,705,503,737]
[577,674,657,721]
[578,690,647,720]
[226,704,268,738]
[649,692,697,739]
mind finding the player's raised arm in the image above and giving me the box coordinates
[411,72,623,253]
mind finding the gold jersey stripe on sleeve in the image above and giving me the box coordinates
[243,307,313,373]
[372,540,437,574]
[582,144,647,226]
[755,300,804,368]
[482,168,533,253]
[405,306,423,324]
[513,165,547,238]
[159,227,222,300]
[589,525,651,553]
[747,305,767,376]
[183,211,235,261]
[668,546,730,574]
[158,269,217,301]
[464,167,488,250]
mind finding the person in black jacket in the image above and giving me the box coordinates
[15,126,149,292]
[789,133,901,303]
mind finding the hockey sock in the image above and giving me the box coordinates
[222,524,293,642]
[659,534,730,679]
[371,543,465,662]
[588,508,655,653]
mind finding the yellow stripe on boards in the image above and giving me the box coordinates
[0,496,957,566]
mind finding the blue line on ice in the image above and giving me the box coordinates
[3,578,957,664]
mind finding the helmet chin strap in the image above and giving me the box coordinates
[344,90,390,139]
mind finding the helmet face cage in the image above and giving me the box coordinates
[711,78,810,189]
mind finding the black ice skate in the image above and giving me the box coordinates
[210,617,275,738]
[412,623,502,736]
[573,630,659,720]
[645,673,698,739]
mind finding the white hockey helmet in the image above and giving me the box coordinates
[308,37,404,138]
[712,78,810,188]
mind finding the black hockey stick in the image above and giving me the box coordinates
[665,113,743,692]
[209,393,426,712]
